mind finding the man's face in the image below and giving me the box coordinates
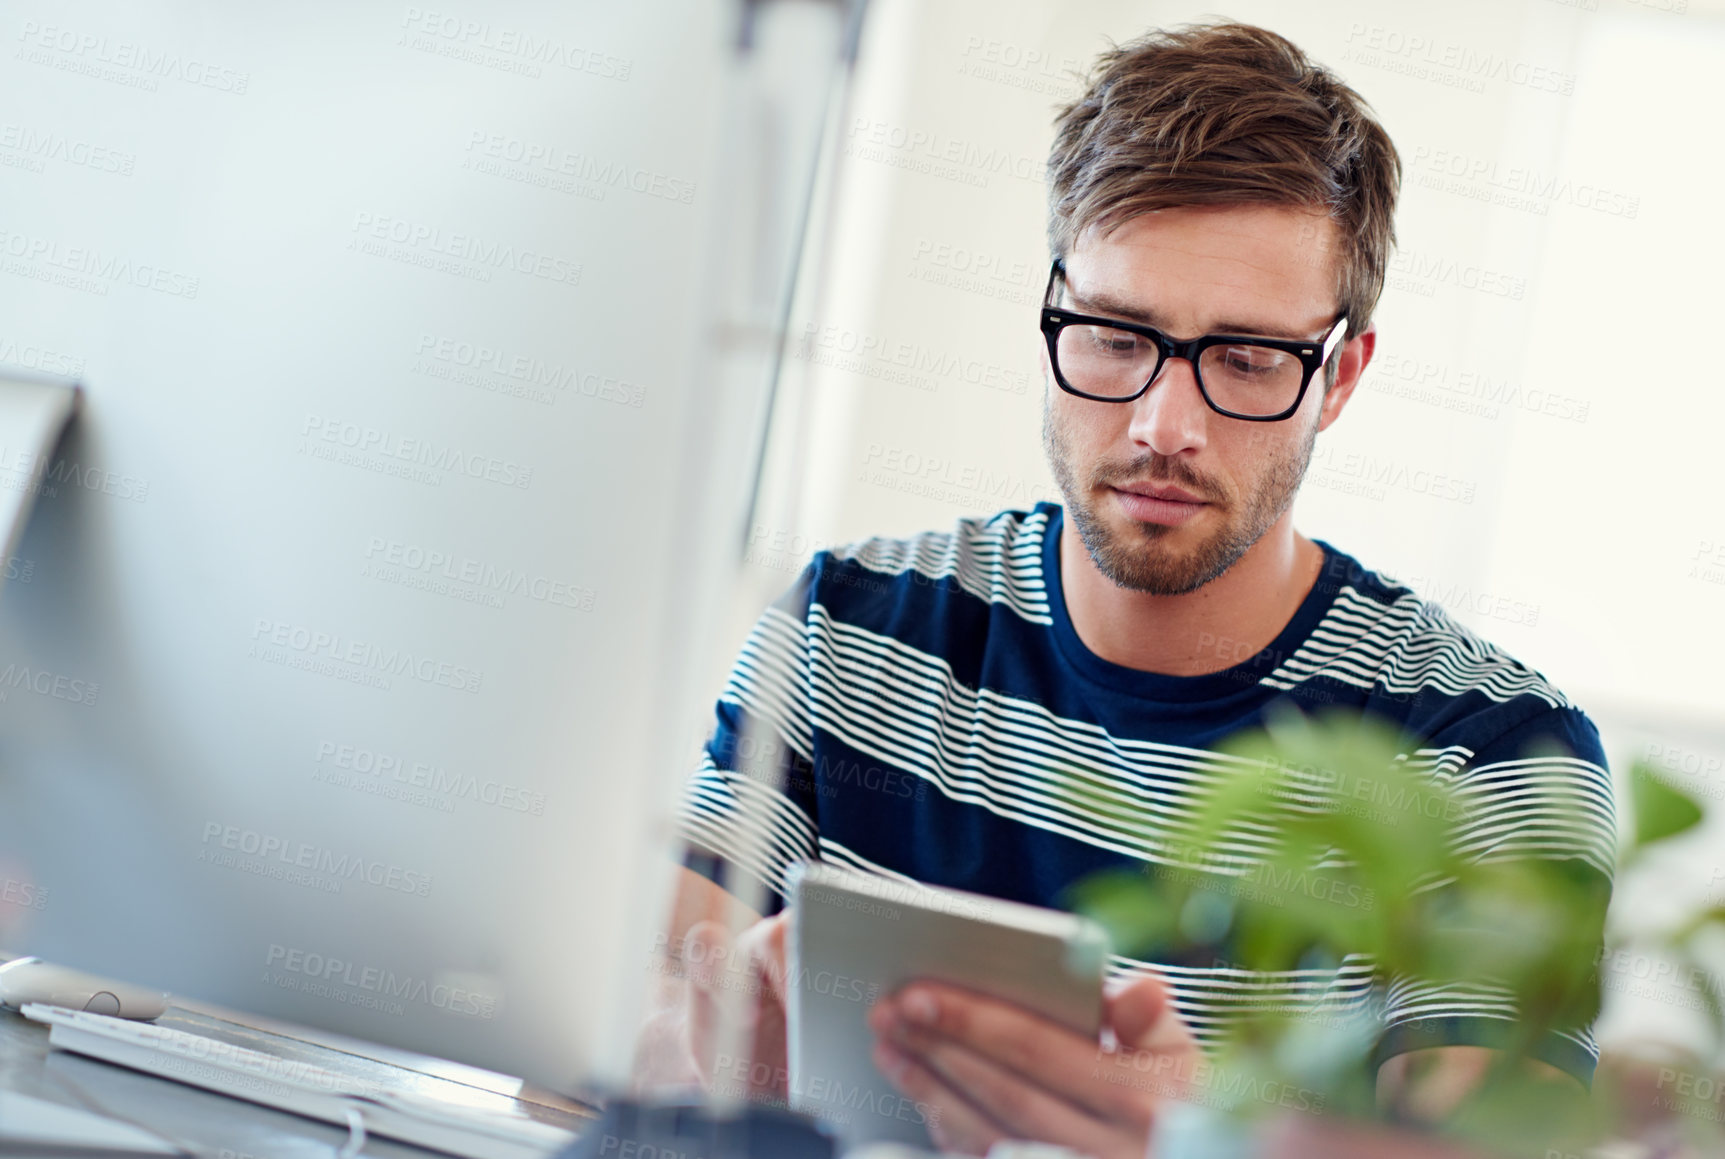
[1042,204,1355,595]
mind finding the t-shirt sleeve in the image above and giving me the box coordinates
[675,563,822,916]
[1372,704,1617,1085]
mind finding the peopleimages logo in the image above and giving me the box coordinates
[1386,249,1525,300]
[709,1054,939,1129]
[264,945,498,1018]
[300,415,532,490]
[0,442,150,503]
[0,123,135,175]
[363,536,596,612]
[464,132,695,204]
[414,334,646,409]
[845,117,1046,186]
[349,211,581,286]
[201,822,434,897]
[14,20,251,94]
[1364,351,1591,424]
[858,442,1059,509]
[314,740,548,816]
[0,334,84,376]
[1340,23,1576,95]
[398,7,633,80]
[0,224,199,298]
[1,877,49,911]
[0,662,99,706]
[801,321,1030,395]
[1409,145,1639,219]
[250,617,485,694]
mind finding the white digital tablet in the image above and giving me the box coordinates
[784,863,1110,1151]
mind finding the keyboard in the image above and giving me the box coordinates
[23,1003,577,1159]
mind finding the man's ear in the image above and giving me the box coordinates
[1316,325,1376,434]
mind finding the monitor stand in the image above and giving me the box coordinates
[559,1096,836,1159]
[0,372,79,574]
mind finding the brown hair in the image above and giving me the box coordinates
[1047,21,1401,344]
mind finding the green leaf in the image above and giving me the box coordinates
[1441,1059,1599,1156]
[1630,761,1704,848]
[1669,905,1725,945]
[1063,870,1177,959]
[1055,704,1619,1132]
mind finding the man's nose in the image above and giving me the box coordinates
[1126,357,1209,457]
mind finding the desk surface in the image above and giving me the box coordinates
[0,1001,600,1158]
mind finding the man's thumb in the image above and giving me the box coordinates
[1107,973,1183,1050]
[682,920,733,991]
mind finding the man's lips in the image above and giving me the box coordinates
[1108,483,1211,526]
[1111,482,1208,504]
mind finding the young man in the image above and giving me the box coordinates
[639,21,1615,1156]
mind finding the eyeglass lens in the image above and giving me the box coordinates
[1053,323,1305,415]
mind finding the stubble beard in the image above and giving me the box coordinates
[1042,397,1318,596]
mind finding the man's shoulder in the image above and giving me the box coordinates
[800,504,1059,626]
[1298,543,1593,751]
[821,503,1054,569]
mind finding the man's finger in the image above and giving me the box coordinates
[886,1021,1137,1155]
[872,1041,1005,1157]
[870,983,1125,1119]
[683,921,734,1077]
[748,953,789,1099]
[735,911,791,1001]
[686,915,792,1098]
[682,921,733,990]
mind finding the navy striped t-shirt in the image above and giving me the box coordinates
[678,502,1616,1083]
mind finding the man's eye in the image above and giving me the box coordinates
[1091,331,1142,355]
[1222,346,1276,374]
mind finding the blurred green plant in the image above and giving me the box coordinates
[1060,704,1717,1156]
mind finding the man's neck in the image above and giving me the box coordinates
[1057,515,1325,677]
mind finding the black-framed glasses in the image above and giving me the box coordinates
[1039,259,1349,421]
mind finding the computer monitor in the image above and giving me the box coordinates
[0,0,856,1097]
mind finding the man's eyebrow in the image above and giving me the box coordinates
[1063,283,1318,342]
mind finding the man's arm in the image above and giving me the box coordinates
[668,863,763,944]
[1371,706,1616,1092]
[632,867,790,1097]
[638,555,825,1094]
[1376,1045,1582,1120]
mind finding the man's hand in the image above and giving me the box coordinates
[681,913,792,1099]
[631,868,790,1100]
[864,972,1202,1158]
